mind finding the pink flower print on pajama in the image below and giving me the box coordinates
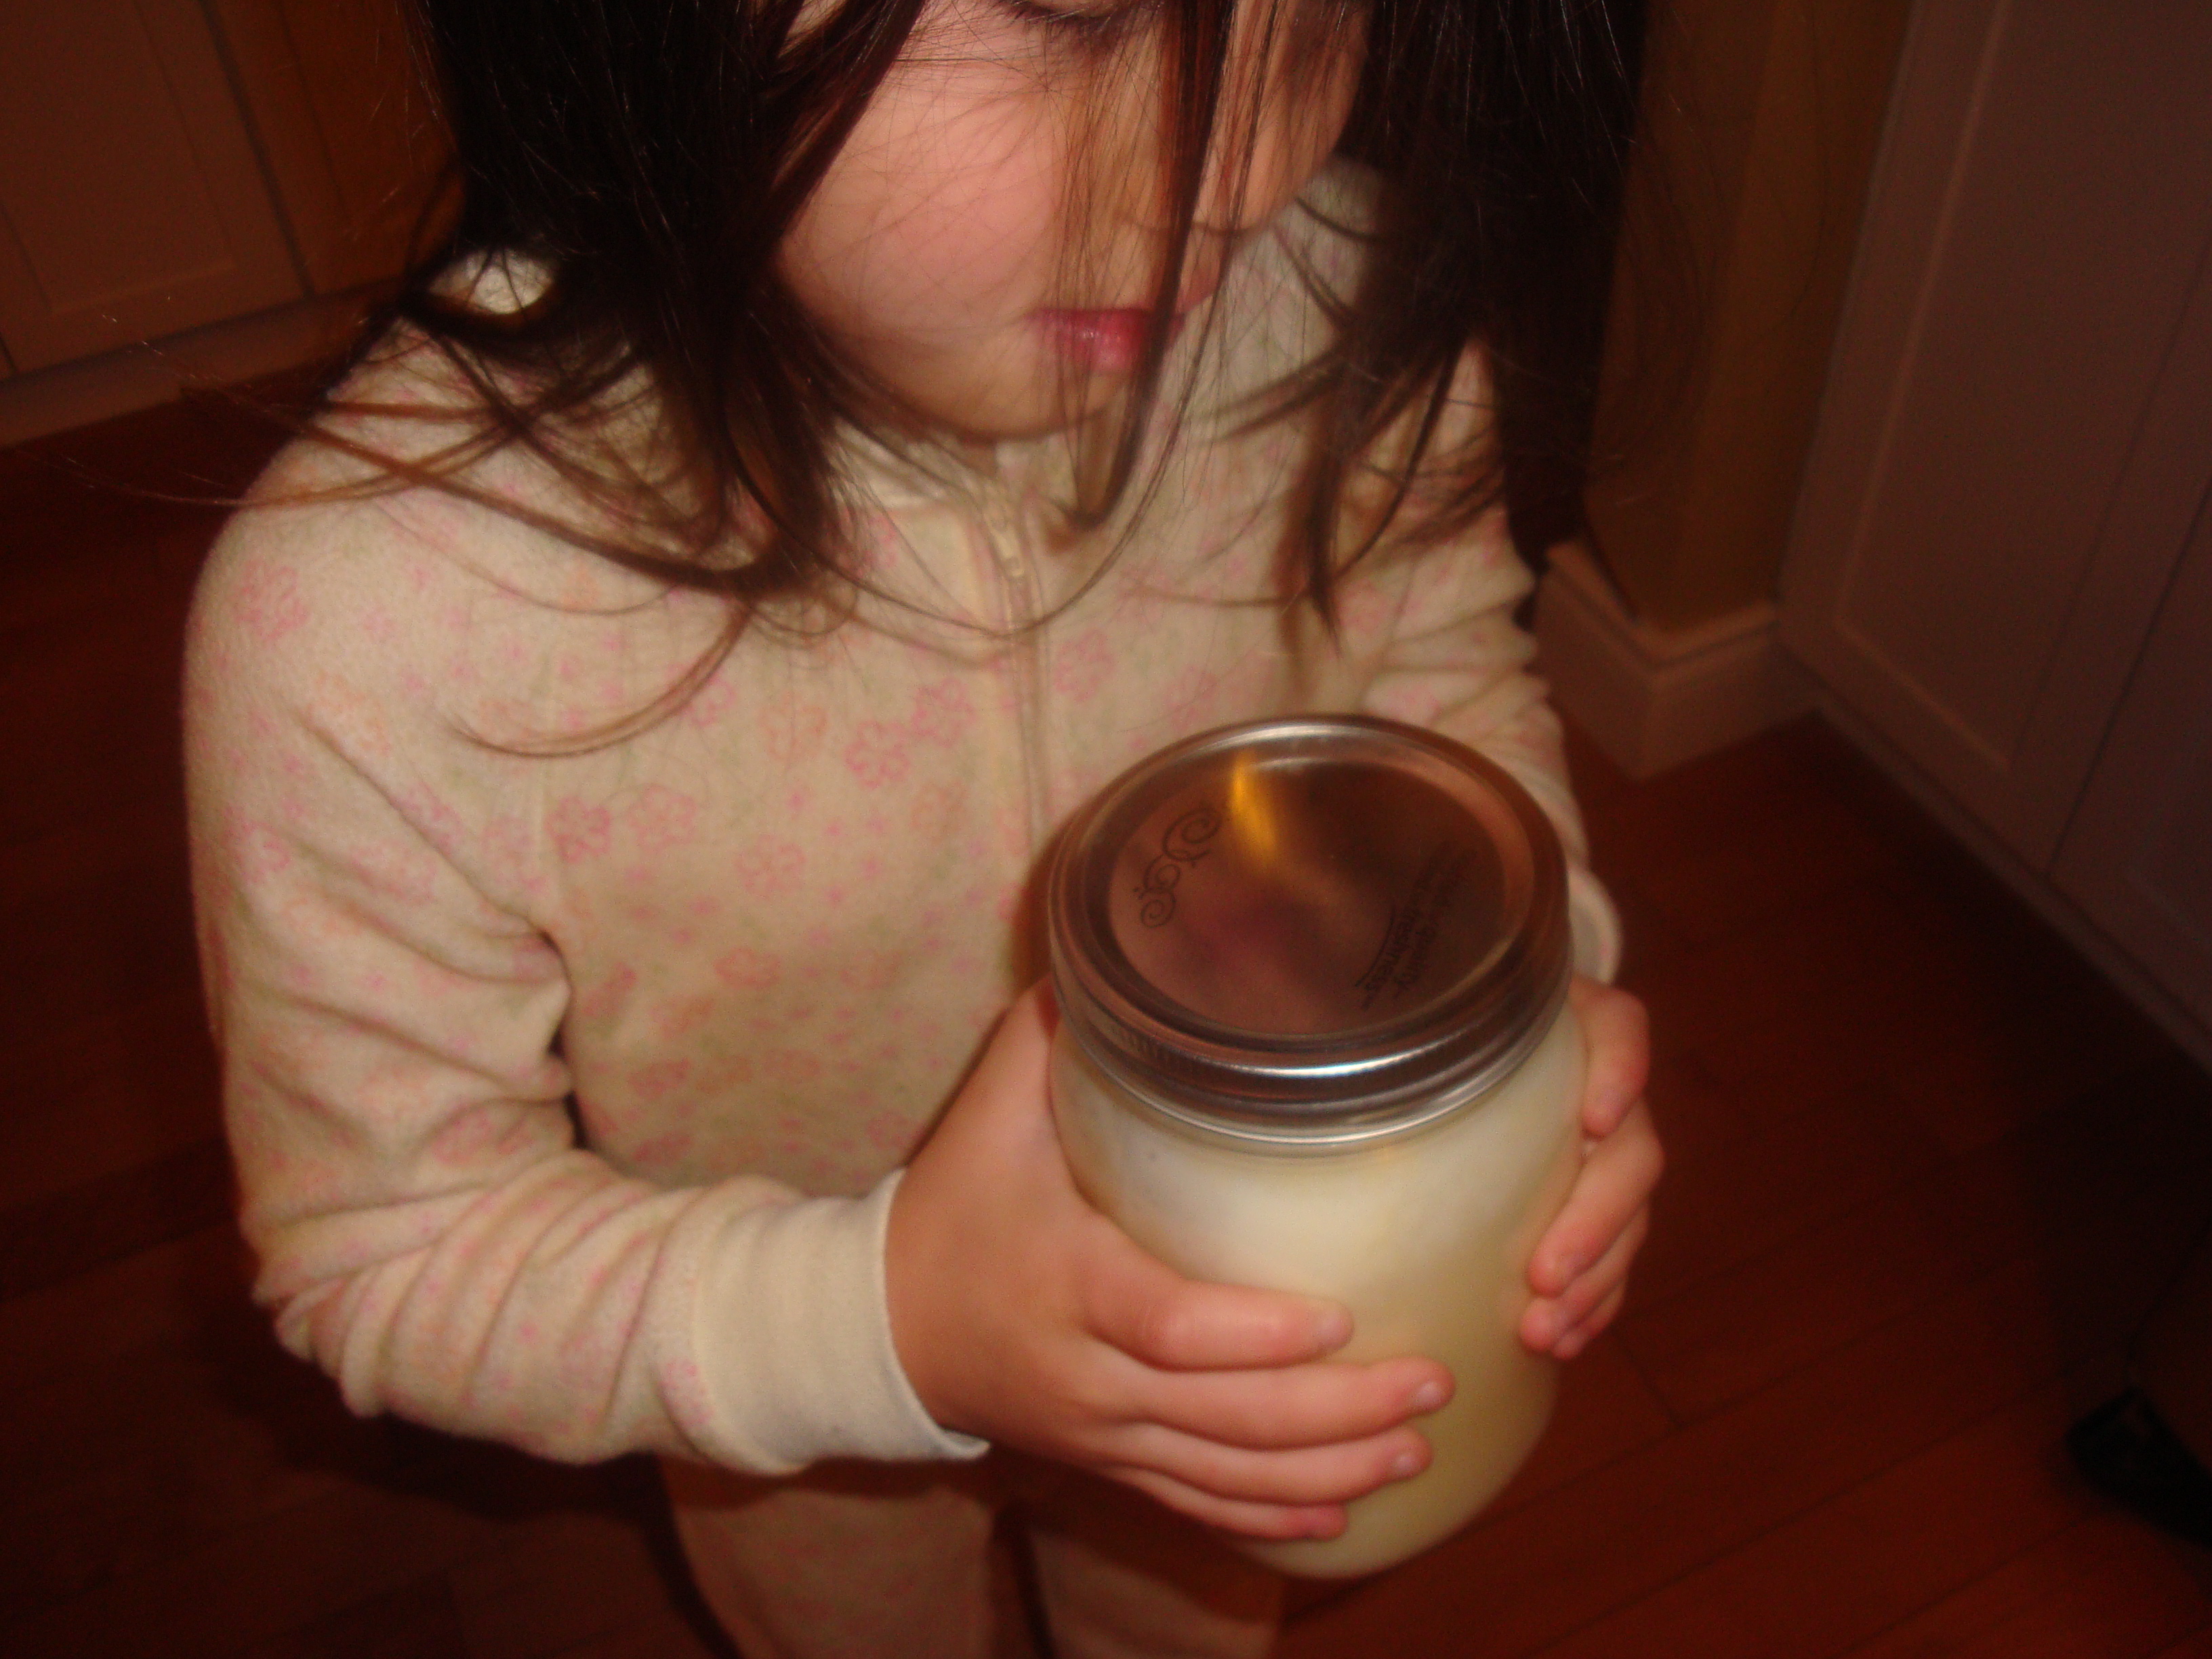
[907,782,964,839]
[733,837,806,899]
[480,815,543,890]
[841,721,912,789]
[1050,630,1114,704]
[312,670,396,760]
[350,832,438,906]
[761,696,830,764]
[394,785,468,861]
[680,673,741,729]
[623,785,701,857]
[628,1059,692,1100]
[651,995,717,1042]
[760,1048,824,1087]
[861,1110,919,1158]
[714,945,783,990]
[550,796,613,863]
[235,560,309,643]
[907,680,975,745]
[1158,663,1224,725]
[837,949,902,994]
[575,964,638,1021]
[1338,580,1398,645]
[1368,680,1448,728]
[227,815,293,880]
[626,1128,697,1170]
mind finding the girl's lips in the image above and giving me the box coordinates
[1036,308,1189,373]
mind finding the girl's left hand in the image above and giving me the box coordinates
[1521,975,1664,1359]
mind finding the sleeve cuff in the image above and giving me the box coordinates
[1568,866,1624,985]
[687,1170,989,1474]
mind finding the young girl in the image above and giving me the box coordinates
[186,0,1663,1653]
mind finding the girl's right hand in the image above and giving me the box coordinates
[886,983,1453,1541]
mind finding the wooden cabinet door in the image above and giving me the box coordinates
[0,0,302,370]
[209,0,450,295]
[1778,0,2212,868]
[2052,484,2212,1032]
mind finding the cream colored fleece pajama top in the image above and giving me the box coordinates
[184,163,1622,1486]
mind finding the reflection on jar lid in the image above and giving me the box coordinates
[1048,717,1570,1142]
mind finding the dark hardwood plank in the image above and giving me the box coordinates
[1526,1366,2119,1659]
[1837,1513,2212,1659]
[0,1254,420,1624]
[450,1507,703,1659]
[1627,1066,1946,1309]
[0,1472,510,1659]
[0,1439,651,1659]
[0,1137,231,1303]
[0,1225,251,1397]
[226,1574,471,1659]
[547,1608,732,1659]
[1619,1057,2212,1420]
[2,981,222,1214]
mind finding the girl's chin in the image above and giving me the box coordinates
[880,333,1168,445]
[920,379,1131,447]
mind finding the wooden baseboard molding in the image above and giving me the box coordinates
[1534,539,1814,779]
[0,290,375,449]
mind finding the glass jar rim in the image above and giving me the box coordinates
[1046,716,1572,1140]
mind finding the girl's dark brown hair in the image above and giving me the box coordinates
[346,0,1645,718]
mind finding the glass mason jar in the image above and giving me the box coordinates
[1046,716,1585,1578]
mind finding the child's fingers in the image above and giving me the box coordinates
[1552,1283,1628,1361]
[1079,1231,1353,1369]
[1109,1467,1348,1542]
[1129,1353,1451,1450]
[1528,1097,1662,1298]
[1570,976,1650,1139]
[1111,1418,1431,1508]
[1521,1206,1647,1353]
[965,981,1059,1111]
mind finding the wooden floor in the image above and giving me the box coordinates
[4,390,2211,1658]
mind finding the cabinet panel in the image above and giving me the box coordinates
[1780,0,2212,866]
[0,0,300,370]
[2054,488,2212,1029]
[209,0,450,295]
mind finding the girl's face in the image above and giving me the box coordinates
[779,0,1364,443]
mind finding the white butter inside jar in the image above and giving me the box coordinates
[1046,716,1585,1578]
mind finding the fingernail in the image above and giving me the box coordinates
[1410,1378,1447,1413]
[1310,1305,1352,1349]
[1389,1448,1425,1479]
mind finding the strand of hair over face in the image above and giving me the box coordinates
[287,0,1650,750]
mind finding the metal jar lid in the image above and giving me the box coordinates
[1048,716,1572,1145]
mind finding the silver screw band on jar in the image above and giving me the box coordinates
[1046,716,1573,1147]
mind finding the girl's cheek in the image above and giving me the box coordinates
[790,75,1063,338]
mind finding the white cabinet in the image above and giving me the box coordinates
[1782,0,2212,1067]
[2054,493,2212,1033]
